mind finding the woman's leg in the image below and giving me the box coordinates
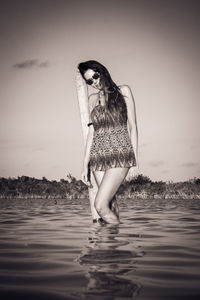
[109,195,119,219]
[92,171,104,223]
[94,167,129,224]
[93,170,104,187]
[93,171,119,219]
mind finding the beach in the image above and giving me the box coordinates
[0,197,200,299]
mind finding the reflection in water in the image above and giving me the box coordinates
[0,198,199,299]
[77,223,143,299]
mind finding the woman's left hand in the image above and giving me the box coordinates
[131,157,139,178]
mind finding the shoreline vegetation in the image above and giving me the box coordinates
[0,174,200,200]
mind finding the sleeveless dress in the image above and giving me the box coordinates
[89,92,136,172]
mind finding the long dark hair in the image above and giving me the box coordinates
[78,60,128,124]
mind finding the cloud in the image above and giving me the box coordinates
[181,162,199,168]
[13,59,50,69]
[38,61,49,68]
[149,160,165,167]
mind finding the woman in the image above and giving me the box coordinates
[77,60,138,224]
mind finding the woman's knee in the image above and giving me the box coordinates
[94,199,108,216]
[94,200,102,214]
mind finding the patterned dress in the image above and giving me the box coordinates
[89,92,136,172]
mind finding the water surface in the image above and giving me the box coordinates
[0,198,200,299]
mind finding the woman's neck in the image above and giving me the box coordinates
[98,90,107,106]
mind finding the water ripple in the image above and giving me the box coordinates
[0,198,199,299]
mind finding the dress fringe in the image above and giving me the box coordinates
[90,148,136,171]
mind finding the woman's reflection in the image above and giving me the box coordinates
[77,223,142,299]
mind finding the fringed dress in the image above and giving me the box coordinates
[89,92,136,171]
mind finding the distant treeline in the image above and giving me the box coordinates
[0,174,200,200]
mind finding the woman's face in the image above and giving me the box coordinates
[84,69,102,90]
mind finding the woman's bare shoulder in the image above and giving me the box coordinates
[119,84,134,97]
[118,84,132,93]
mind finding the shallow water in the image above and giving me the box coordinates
[0,197,200,300]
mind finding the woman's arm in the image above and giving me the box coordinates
[81,94,95,185]
[75,69,94,185]
[83,112,94,168]
[120,85,138,165]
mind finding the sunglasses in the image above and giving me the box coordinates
[85,72,100,85]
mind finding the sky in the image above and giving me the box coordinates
[0,0,199,182]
